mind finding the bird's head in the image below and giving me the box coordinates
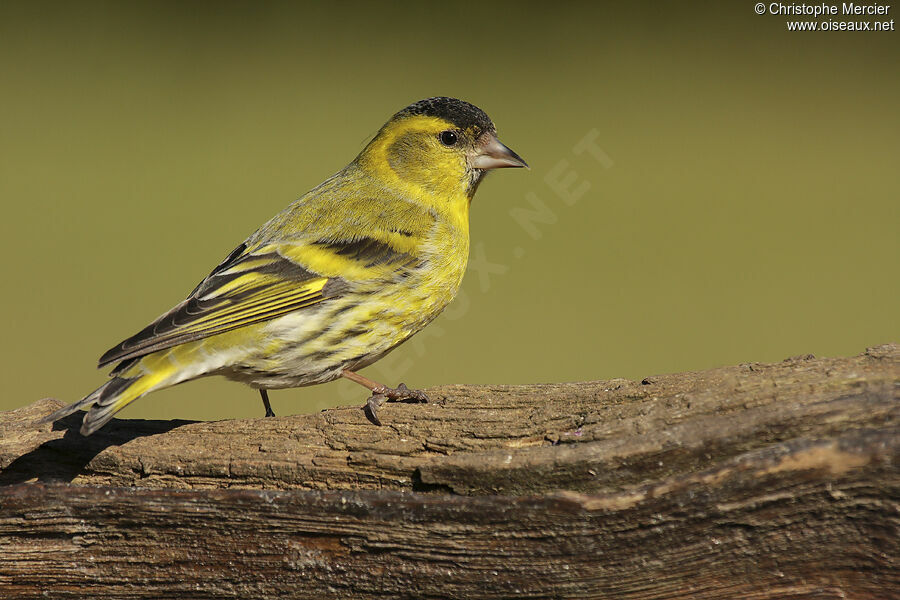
[356,97,527,202]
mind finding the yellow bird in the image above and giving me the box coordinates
[43,97,527,435]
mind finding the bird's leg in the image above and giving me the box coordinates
[259,389,275,418]
[341,370,428,426]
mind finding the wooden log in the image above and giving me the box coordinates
[0,344,896,598]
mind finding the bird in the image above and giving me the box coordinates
[42,97,528,436]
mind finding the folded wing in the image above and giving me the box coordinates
[98,236,419,371]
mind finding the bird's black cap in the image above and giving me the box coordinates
[395,97,495,132]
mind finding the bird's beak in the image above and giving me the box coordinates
[469,133,529,170]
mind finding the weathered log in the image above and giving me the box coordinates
[0,344,896,598]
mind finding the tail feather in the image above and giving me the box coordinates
[42,342,217,435]
[39,383,110,424]
[40,366,171,435]
[79,376,142,436]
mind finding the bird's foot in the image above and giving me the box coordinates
[364,383,428,426]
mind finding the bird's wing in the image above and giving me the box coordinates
[98,236,418,370]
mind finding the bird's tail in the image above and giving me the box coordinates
[40,357,177,436]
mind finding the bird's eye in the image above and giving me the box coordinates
[439,130,458,146]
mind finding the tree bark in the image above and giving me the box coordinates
[0,344,896,599]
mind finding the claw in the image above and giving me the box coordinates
[361,384,428,425]
[342,371,428,426]
[365,393,387,426]
[400,383,428,403]
[384,383,428,403]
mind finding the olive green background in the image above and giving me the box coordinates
[1,2,897,421]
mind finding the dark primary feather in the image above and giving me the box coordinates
[98,244,326,368]
[97,236,419,370]
[188,242,248,296]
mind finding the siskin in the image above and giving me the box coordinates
[43,97,527,435]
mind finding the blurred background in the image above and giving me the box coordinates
[1,1,897,421]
